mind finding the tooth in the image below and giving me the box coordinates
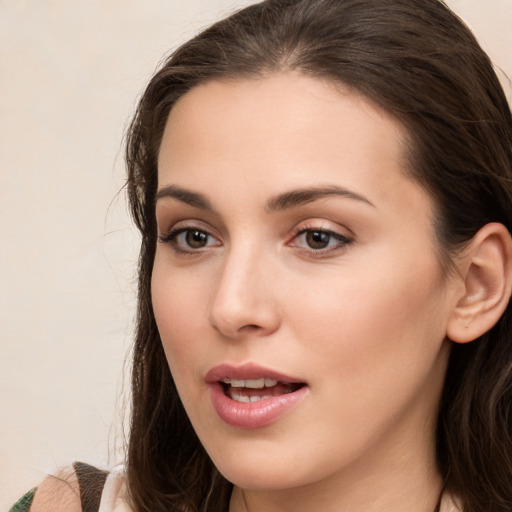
[245,378,265,389]
[249,396,262,402]
[224,377,280,389]
[231,394,250,403]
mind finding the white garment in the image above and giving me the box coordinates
[98,465,131,512]
[439,491,463,512]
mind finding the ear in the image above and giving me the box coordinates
[447,223,512,344]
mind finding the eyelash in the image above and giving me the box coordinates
[158,227,220,254]
[288,226,353,254]
[158,224,353,255]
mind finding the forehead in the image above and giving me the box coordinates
[161,72,406,162]
[157,72,428,217]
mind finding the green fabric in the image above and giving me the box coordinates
[9,488,37,512]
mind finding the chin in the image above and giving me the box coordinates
[205,441,326,491]
[220,464,305,491]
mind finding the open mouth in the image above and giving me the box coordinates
[220,377,306,403]
[207,365,309,428]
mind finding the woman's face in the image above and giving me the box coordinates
[152,73,457,494]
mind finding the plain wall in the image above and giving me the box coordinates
[1,0,511,508]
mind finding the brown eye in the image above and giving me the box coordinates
[290,228,352,253]
[186,230,209,248]
[159,227,220,253]
[305,230,331,249]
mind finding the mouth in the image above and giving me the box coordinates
[219,377,306,403]
[205,364,309,429]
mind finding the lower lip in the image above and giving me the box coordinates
[209,383,308,429]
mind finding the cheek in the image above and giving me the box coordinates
[288,250,448,395]
[151,264,208,377]
[273,257,449,469]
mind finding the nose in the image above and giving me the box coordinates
[209,245,281,339]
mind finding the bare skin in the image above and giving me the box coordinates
[153,73,457,512]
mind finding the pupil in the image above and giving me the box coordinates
[186,230,208,248]
[306,231,330,249]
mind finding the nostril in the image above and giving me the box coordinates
[209,280,281,338]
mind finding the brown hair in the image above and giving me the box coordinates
[125,1,512,510]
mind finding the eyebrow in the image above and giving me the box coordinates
[155,185,213,211]
[155,184,375,212]
[266,185,375,212]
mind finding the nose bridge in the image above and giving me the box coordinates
[209,238,278,338]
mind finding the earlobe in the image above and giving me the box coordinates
[447,223,512,344]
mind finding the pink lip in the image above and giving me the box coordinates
[205,363,308,429]
[205,362,306,383]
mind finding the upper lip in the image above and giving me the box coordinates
[205,362,306,384]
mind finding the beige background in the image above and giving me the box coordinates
[1,0,511,508]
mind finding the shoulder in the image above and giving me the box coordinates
[30,466,81,512]
[23,462,115,512]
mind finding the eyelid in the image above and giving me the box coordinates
[289,219,354,240]
[158,221,222,253]
[158,227,214,244]
[157,217,218,239]
[291,228,352,246]
[287,220,354,253]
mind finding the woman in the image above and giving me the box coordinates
[18,0,512,511]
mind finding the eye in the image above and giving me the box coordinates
[302,230,333,249]
[181,229,210,249]
[290,228,352,252]
[159,227,220,253]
